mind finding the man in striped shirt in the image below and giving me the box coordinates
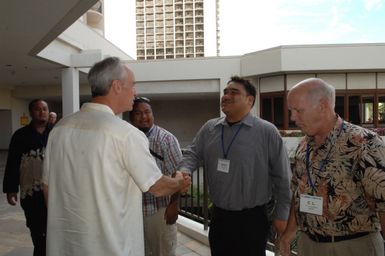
[130,97,183,256]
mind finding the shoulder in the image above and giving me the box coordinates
[12,125,31,138]
[249,116,280,135]
[345,122,384,147]
[154,125,177,139]
[204,117,224,130]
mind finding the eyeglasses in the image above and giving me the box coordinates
[134,96,150,103]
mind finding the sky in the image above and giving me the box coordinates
[104,0,385,58]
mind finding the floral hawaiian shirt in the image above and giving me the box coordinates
[292,118,385,236]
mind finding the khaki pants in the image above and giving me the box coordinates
[143,207,177,256]
[298,231,384,256]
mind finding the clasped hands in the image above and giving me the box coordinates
[174,171,191,193]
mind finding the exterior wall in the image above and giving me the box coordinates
[378,73,385,89]
[260,75,284,93]
[317,73,346,89]
[151,98,219,147]
[347,73,376,89]
[123,98,219,147]
[286,74,315,89]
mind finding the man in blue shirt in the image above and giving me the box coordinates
[179,76,292,256]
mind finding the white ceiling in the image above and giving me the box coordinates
[0,0,97,89]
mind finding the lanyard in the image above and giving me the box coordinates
[221,123,243,159]
[305,121,344,193]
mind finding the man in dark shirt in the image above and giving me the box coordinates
[3,99,52,256]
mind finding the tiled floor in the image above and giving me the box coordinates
[0,150,210,256]
[177,232,211,256]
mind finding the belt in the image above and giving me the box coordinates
[306,232,369,243]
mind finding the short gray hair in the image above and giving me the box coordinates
[88,57,126,97]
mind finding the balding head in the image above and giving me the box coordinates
[289,78,335,109]
[287,78,337,137]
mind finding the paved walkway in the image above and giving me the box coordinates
[0,151,210,256]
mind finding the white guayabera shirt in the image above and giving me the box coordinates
[43,103,162,256]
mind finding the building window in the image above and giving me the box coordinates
[261,89,385,130]
[379,96,385,124]
[260,92,285,129]
[338,93,375,126]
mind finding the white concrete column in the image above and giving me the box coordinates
[61,68,80,117]
[219,77,228,117]
[250,77,259,117]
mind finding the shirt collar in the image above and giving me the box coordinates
[145,125,156,137]
[81,102,115,115]
[214,112,254,127]
[306,115,343,148]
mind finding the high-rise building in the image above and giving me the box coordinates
[135,0,219,60]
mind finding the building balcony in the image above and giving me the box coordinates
[136,20,144,27]
[195,25,204,31]
[156,42,165,48]
[145,0,154,7]
[137,29,144,36]
[185,4,193,10]
[165,13,173,19]
[185,11,194,17]
[195,3,203,9]
[195,32,204,39]
[166,27,174,33]
[195,10,204,16]
[196,17,204,24]
[156,14,164,20]
[185,18,193,24]
[155,7,165,14]
[195,40,204,46]
[185,25,194,32]
[146,7,154,13]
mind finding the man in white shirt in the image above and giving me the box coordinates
[43,57,190,256]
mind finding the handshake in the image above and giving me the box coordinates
[174,171,191,193]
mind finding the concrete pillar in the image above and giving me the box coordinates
[61,68,80,117]
[219,77,227,117]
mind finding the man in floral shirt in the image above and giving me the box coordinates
[280,78,385,256]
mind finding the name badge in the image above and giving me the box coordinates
[217,158,230,173]
[300,194,323,215]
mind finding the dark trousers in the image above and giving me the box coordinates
[209,205,269,256]
[20,191,47,256]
